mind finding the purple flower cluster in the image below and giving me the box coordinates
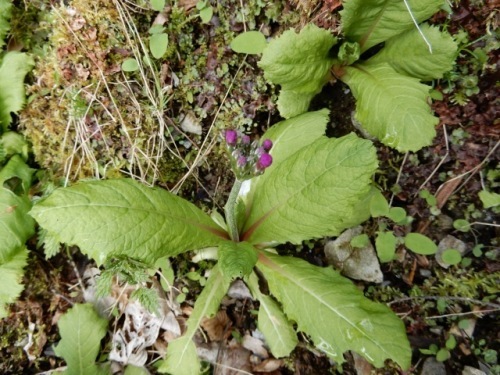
[224,129,273,180]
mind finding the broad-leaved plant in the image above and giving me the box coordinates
[0,0,35,318]
[258,0,457,152]
[31,110,411,374]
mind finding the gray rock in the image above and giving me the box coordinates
[325,226,383,283]
[421,357,446,375]
[436,235,467,268]
[462,366,487,375]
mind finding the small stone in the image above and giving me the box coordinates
[436,235,467,268]
[227,280,253,300]
[180,111,202,135]
[421,357,446,375]
[462,366,487,375]
[325,226,383,283]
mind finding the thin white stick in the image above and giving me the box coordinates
[417,124,450,193]
[403,0,433,53]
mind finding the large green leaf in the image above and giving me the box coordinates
[366,24,457,81]
[340,0,443,52]
[257,252,411,369]
[30,179,229,265]
[241,134,377,245]
[246,272,298,357]
[259,24,336,118]
[259,24,336,92]
[0,187,34,260]
[160,265,229,375]
[341,63,438,152]
[54,303,109,375]
[0,246,28,318]
[0,0,12,49]
[0,52,35,131]
[238,110,329,231]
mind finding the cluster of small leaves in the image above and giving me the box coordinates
[254,0,457,152]
[95,256,160,313]
[442,28,499,105]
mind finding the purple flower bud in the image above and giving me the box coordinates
[257,153,273,170]
[241,135,251,145]
[237,155,247,168]
[225,129,238,146]
[262,139,273,151]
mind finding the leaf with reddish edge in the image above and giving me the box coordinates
[31,179,229,265]
[241,134,377,245]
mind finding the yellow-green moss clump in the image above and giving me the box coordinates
[21,0,186,185]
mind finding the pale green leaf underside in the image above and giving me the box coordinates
[160,265,229,375]
[0,52,35,131]
[242,134,377,244]
[0,187,34,261]
[259,24,336,93]
[340,0,443,52]
[247,272,298,357]
[257,252,411,369]
[342,63,437,152]
[366,24,457,80]
[0,246,28,319]
[277,89,315,119]
[55,303,108,375]
[30,179,229,265]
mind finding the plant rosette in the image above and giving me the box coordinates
[31,110,411,374]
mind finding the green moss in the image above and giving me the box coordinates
[20,0,187,184]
